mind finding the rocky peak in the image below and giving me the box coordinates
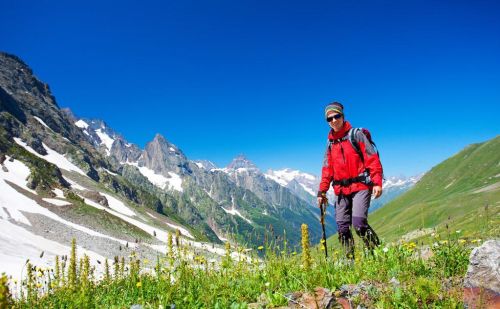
[0,54,92,147]
[148,133,183,156]
[0,52,54,105]
[142,133,190,176]
[110,137,142,163]
[226,154,259,171]
[192,160,217,171]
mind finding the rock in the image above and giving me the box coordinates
[463,240,500,308]
[416,245,434,260]
[339,282,372,297]
[286,287,337,309]
[389,277,400,287]
[80,190,109,207]
[130,305,142,309]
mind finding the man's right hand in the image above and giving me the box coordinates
[317,192,328,208]
[317,197,325,208]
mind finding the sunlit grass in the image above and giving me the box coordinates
[1,222,476,308]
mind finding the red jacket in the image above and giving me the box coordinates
[319,121,383,196]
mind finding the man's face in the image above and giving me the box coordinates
[327,111,344,131]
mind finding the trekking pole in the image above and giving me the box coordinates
[319,198,328,258]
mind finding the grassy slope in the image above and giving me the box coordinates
[369,135,500,242]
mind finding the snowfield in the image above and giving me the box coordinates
[74,119,89,129]
[221,206,252,224]
[42,198,71,206]
[77,193,194,240]
[14,138,87,176]
[0,157,131,242]
[100,192,136,217]
[125,161,183,192]
[0,219,107,282]
[95,128,115,155]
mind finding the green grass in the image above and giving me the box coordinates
[64,195,154,241]
[4,225,473,308]
[369,135,500,242]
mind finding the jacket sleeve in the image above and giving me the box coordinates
[318,142,333,195]
[355,130,383,187]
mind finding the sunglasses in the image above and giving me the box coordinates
[326,114,343,122]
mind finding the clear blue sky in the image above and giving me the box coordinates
[1,0,499,177]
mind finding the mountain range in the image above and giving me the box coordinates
[0,52,418,280]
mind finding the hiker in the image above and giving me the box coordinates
[317,102,383,258]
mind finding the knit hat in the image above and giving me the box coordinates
[324,102,344,118]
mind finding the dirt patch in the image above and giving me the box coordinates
[473,182,500,194]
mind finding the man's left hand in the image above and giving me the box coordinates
[372,186,383,199]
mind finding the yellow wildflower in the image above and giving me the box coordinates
[136,281,142,288]
[257,246,264,250]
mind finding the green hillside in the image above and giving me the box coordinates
[370,135,500,242]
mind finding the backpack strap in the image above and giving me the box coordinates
[348,128,365,163]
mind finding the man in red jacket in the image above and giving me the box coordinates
[317,102,383,258]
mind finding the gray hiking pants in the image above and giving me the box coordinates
[335,189,371,235]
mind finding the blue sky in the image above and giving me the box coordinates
[1,0,499,177]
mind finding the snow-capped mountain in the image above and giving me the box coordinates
[265,168,316,195]
[69,115,120,156]
[369,175,421,212]
[0,51,418,282]
[265,168,325,206]
[192,160,217,171]
[226,154,259,171]
[265,168,420,211]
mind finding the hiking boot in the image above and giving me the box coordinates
[338,231,355,260]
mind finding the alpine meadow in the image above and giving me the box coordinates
[1,1,500,308]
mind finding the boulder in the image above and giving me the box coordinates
[80,190,109,207]
[285,287,338,309]
[463,240,500,308]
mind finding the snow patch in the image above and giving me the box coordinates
[1,156,37,195]
[33,116,51,130]
[125,162,183,192]
[166,172,183,192]
[0,220,107,282]
[74,119,89,129]
[264,173,288,187]
[95,129,115,155]
[78,193,193,239]
[52,188,65,198]
[42,198,71,206]
[14,138,87,176]
[0,160,129,246]
[63,177,86,191]
[103,168,118,176]
[299,183,316,196]
[221,206,252,224]
[100,193,136,217]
